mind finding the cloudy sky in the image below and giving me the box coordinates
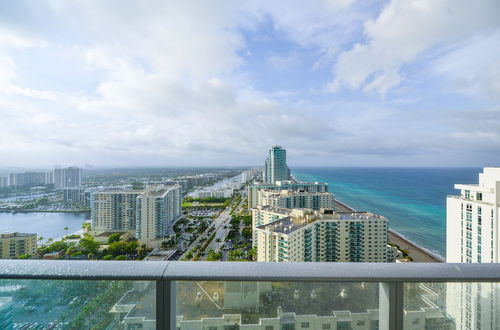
[0,0,499,168]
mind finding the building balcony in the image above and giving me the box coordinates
[1,260,500,329]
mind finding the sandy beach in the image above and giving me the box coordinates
[334,200,444,263]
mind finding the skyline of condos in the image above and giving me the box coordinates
[136,185,182,249]
[257,189,335,210]
[0,232,37,259]
[446,167,500,330]
[253,207,389,262]
[0,177,7,188]
[91,184,182,248]
[248,180,329,208]
[263,145,291,184]
[54,166,82,189]
[7,171,53,187]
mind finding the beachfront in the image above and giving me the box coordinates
[334,200,443,263]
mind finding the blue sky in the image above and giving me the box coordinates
[0,0,499,168]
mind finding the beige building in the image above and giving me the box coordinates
[136,185,182,249]
[90,190,143,234]
[257,189,335,210]
[0,232,37,259]
[254,207,389,262]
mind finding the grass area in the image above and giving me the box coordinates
[182,202,225,208]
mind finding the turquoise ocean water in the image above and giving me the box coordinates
[293,167,480,258]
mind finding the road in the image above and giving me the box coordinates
[199,191,246,260]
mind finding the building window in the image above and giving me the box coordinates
[265,326,274,330]
[477,193,482,201]
[465,190,470,199]
[322,325,331,329]
[301,322,310,328]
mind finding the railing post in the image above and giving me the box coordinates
[157,280,176,330]
[379,282,404,330]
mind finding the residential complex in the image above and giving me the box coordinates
[91,190,143,233]
[54,167,82,189]
[0,232,37,259]
[8,172,52,187]
[257,189,335,210]
[136,185,182,248]
[248,180,329,208]
[0,177,7,188]
[446,167,500,330]
[253,207,389,262]
[62,187,87,206]
[90,184,182,248]
[263,145,291,184]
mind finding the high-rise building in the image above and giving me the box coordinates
[54,167,82,189]
[0,232,37,259]
[91,185,182,248]
[446,167,500,330]
[0,177,7,188]
[8,172,51,187]
[136,185,182,249]
[447,167,500,263]
[62,187,87,206]
[91,190,143,233]
[257,189,335,210]
[264,145,291,184]
[248,181,329,208]
[253,207,389,262]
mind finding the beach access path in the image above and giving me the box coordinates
[334,200,443,263]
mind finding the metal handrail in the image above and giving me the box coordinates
[1,260,500,282]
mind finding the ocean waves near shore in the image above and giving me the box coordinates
[293,167,480,259]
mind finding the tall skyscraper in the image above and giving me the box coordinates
[54,167,82,189]
[447,167,500,263]
[264,145,291,184]
[446,167,500,330]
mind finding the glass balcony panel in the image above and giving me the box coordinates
[0,279,155,329]
[176,281,380,329]
[402,282,500,329]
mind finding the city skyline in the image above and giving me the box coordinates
[0,1,499,167]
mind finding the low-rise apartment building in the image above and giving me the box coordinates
[0,232,37,259]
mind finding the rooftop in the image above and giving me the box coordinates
[257,210,386,234]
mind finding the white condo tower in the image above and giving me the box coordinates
[446,167,500,330]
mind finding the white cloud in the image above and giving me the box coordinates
[329,0,500,95]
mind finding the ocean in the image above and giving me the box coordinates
[293,167,480,258]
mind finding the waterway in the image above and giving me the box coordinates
[0,212,89,243]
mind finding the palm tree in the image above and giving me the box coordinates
[64,227,69,238]
[215,238,222,249]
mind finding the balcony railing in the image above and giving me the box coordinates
[1,260,500,330]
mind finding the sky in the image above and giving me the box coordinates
[0,0,499,168]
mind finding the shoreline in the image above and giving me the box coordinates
[0,209,90,213]
[334,199,444,263]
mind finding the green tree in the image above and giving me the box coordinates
[107,233,121,244]
[17,254,31,259]
[78,234,100,255]
[115,255,126,260]
[242,227,252,241]
[131,181,144,190]
[228,248,246,261]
